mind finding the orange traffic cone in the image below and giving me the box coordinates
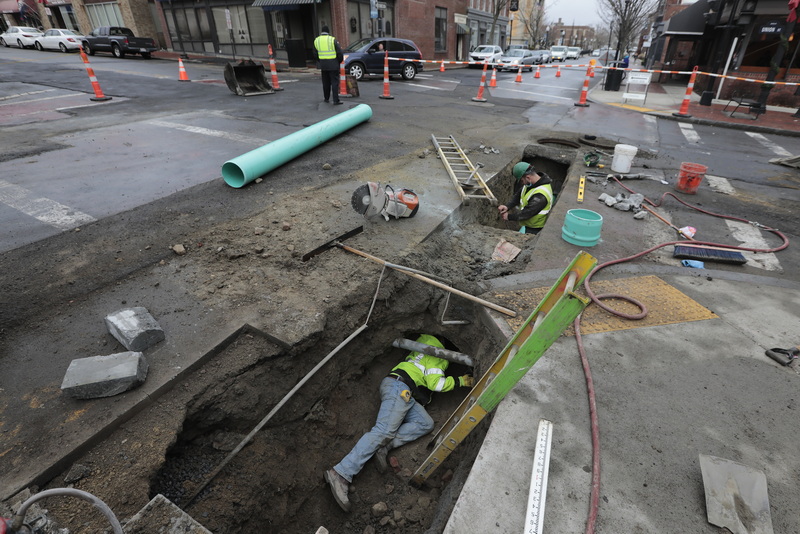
[379,50,394,100]
[555,65,561,78]
[489,66,497,87]
[574,64,591,107]
[178,58,190,82]
[267,44,283,91]
[338,56,349,98]
[440,60,445,72]
[472,61,489,102]
[79,47,111,101]
[534,65,541,79]
[515,65,523,83]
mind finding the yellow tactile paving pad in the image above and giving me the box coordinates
[495,275,718,335]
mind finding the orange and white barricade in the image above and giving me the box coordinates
[379,51,394,99]
[79,47,111,101]
[472,61,489,102]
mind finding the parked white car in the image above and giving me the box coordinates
[35,29,84,52]
[549,45,567,62]
[0,26,43,49]
[469,45,503,67]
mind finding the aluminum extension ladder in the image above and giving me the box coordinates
[431,134,498,205]
[410,251,598,486]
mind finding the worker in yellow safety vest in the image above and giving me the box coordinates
[498,162,554,235]
[313,25,344,105]
[324,334,473,512]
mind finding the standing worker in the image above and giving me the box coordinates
[498,162,554,235]
[313,25,344,105]
[324,334,474,512]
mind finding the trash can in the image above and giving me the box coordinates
[285,39,306,68]
[700,90,714,106]
[604,61,624,91]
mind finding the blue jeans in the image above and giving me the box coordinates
[334,376,434,482]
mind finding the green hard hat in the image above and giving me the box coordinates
[513,162,533,180]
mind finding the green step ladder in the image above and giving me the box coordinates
[411,251,597,486]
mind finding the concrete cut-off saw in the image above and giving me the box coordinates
[351,182,419,221]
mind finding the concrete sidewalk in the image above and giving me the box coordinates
[443,129,800,532]
[587,66,800,136]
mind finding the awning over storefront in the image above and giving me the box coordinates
[0,0,19,12]
[251,0,316,6]
[456,23,470,34]
[665,0,709,35]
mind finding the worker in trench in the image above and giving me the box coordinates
[497,162,554,235]
[324,334,474,512]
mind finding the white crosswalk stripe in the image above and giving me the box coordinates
[725,220,782,272]
[0,180,96,229]
[678,122,700,143]
[745,132,794,157]
[705,175,736,195]
[147,120,270,146]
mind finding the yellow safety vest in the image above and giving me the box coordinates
[519,183,553,229]
[392,334,455,393]
[314,34,337,60]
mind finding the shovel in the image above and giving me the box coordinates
[699,454,774,534]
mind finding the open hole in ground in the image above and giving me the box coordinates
[35,146,579,533]
[149,313,495,533]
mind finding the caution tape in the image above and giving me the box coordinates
[382,56,800,87]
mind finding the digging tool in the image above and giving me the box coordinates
[301,226,363,262]
[699,454,774,534]
[335,243,517,318]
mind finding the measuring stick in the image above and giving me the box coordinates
[524,419,553,534]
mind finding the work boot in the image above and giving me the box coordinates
[373,445,390,474]
[324,468,351,512]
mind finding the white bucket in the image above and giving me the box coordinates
[611,144,638,173]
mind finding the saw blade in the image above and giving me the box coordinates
[351,183,372,215]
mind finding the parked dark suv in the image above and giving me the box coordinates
[343,37,423,81]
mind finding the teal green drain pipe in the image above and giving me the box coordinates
[221,104,373,188]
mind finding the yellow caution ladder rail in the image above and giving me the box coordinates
[431,134,498,205]
[411,251,597,486]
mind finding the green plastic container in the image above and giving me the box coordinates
[562,209,603,247]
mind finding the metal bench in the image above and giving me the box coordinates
[723,93,765,119]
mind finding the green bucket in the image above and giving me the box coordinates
[562,209,603,247]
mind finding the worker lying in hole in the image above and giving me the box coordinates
[498,162,554,235]
[324,334,473,513]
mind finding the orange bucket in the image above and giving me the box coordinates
[675,162,708,194]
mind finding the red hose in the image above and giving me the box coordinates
[577,179,790,534]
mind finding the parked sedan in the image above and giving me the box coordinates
[469,45,503,67]
[498,49,538,71]
[534,50,552,63]
[0,26,43,49]
[35,29,84,52]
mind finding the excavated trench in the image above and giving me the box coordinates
[37,142,583,534]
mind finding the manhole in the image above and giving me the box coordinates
[536,138,581,149]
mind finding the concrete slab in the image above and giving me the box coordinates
[105,307,165,352]
[123,494,211,533]
[61,352,148,399]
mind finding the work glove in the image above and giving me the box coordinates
[458,375,475,388]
